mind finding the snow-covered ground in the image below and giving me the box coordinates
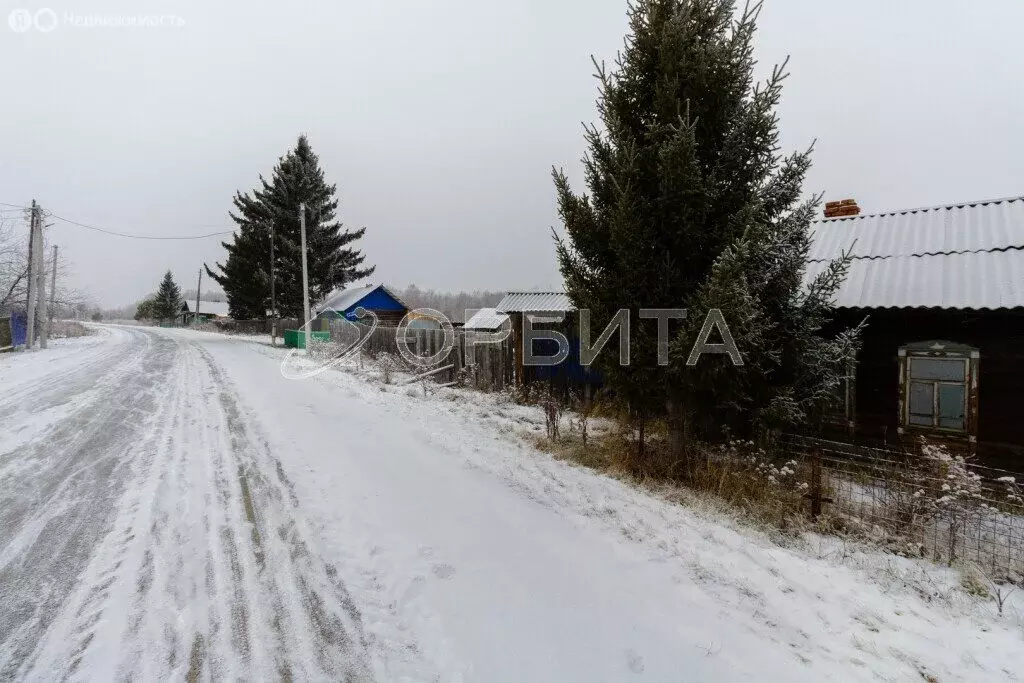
[1,326,1022,682]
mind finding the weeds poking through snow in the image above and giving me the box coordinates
[990,578,1017,617]
[568,390,595,451]
[375,352,401,385]
[539,387,563,442]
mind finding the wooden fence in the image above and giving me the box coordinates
[326,322,514,391]
[465,332,514,391]
[210,318,301,335]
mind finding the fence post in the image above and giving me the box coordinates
[804,450,831,521]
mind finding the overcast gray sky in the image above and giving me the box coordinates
[2,0,1022,307]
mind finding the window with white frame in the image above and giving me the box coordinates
[899,341,978,437]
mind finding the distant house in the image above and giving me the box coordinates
[179,299,231,325]
[495,291,600,394]
[810,196,1024,466]
[315,283,408,326]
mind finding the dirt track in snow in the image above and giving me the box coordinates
[0,327,373,681]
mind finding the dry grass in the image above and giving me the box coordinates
[536,417,811,536]
[536,412,1024,584]
[48,320,92,339]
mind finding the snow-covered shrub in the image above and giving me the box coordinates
[376,352,401,384]
[49,320,91,339]
[681,440,812,531]
[958,562,991,598]
[917,441,986,565]
[307,336,345,362]
[996,476,1023,505]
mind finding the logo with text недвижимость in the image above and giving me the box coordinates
[8,8,184,33]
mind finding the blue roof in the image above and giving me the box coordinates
[316,284,407,318]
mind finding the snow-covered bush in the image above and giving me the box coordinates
[376,352,401,384]
[307,336,345,362]
[996,476,1023,505]
[915,441,987,566]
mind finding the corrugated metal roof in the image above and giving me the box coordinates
[808,195,1024,261]
[496,292,575,313]
[807,195,1024,310]
[805,251,1024,310]
[463,307,509,330]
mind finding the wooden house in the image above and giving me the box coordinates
[178,300,231,325]
[315,283,408,327]
[811,196,1024,467]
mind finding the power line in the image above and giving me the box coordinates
[0,201,236,240]
[46,212,235,240]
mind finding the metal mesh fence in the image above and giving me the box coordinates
[779,435,1024,579]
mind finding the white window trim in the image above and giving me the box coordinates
[898,342,978,440]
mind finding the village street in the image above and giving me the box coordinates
[0,326,1021,682]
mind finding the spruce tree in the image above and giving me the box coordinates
[153,271,182,323]
[554,0,859,458]
[207,135,374,320]
[134,296,156,321]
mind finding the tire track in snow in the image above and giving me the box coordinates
[1,328,374,681]
[199,348,374,681]
[0,328,178,679]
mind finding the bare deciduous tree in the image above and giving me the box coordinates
[1,210,88,317]
[0,211,31,313]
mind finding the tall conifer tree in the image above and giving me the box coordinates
[554,0,859,458]
[208,136,374,319]
[153,270,181,323]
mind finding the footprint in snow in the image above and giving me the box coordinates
[432,563,456,580]
[625,649,644,674]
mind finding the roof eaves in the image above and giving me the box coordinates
[834,304,1024,312]
[807,244,1024,263]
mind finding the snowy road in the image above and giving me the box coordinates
[2,326,1022,682]
[0,328,371,681]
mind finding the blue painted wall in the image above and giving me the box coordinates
[9,309,27,347]
[528,335,604,390]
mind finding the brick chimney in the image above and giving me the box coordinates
[824,198,860,218]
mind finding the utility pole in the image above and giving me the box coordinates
[299,202,311,348]
[36,206,47,349]
[48,245,57,333]
[269,222,277,346]
[25,201,37,348]
[194,268,202,326]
